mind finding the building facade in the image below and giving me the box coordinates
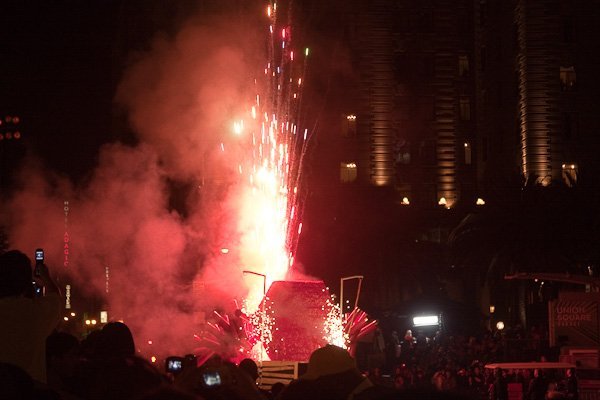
[299,0,600,317]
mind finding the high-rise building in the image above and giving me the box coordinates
[307,0,600,204]
[299,0,600,313]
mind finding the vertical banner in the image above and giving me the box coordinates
[63,200,70,268]
[63,200,71,309]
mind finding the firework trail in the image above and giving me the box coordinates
[193,2,379,362]
[235,1,311,311]
[192,0,313,362]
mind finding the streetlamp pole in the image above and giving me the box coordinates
[242,270,266,295]
[340,275,364,314]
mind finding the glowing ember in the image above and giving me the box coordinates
[323,296,348,349]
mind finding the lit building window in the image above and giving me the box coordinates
[560,66,576,91]
[459,97,471,121]
[464,142,472,165]
[342,114,357,137]
[458,55,470,76]
[340,162,357,183]
[562,163,578,187]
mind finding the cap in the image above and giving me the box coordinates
[302,345,356,380]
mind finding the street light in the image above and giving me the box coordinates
[340,275,364,313]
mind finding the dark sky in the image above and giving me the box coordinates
[0,0,333,183]
[0,2,123,179]
[0,1,191,181]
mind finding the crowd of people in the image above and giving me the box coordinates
[365,331,579,400]
[0,249,581,399]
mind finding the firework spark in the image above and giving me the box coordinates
[193,2,380,364]
[234,1,311,312]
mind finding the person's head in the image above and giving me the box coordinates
[301,345,359,380]
[271,382,286,398]
[46,331,80,378]
[567,368,576,378]
[0,250,33,298]
[94,321,135,359]
[239,358,259,381]
[88,355,164,400]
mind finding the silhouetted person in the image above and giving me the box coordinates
[71,321,138,398]
[87,355,166,400]
[239,358,259,382]
[565,368,578,400]
[280,344,393,400]
[270,382,285,399]
[94,321,136,359]
[0,250,61,383]
[491,368,508,400]
[46,331,80,398]
[527,369,548,400]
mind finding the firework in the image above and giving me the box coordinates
[194,2,377,363]
[233,1,311,312]
[343,308,378,357]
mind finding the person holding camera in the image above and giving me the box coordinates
[0,249,62,383]
[172,355,267,400]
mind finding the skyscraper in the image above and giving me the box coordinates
[299,0,600,313]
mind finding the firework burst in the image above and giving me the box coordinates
[234,1,311,312]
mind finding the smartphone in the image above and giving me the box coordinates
[165,356,184,374]
[34,248,44,277]
[202,370,222,387]
[35,248,44,263]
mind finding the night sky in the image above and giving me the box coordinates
[0,1,172,180]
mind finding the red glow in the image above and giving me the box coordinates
[261,281,331,361]
[232,1,311,313]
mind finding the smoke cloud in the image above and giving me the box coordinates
[1,5,269,357]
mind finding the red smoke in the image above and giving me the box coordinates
[1,7,270,358]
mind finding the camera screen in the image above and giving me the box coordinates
[203,371,222,387]
[167,360,182,371]
[35,250,44,261]
[32,281,43,296]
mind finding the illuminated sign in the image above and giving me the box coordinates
[556,305,593,327]
[550,296,600,347]
[63,201,70,268]
[65,284,71,309]
[413,315,439,327]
